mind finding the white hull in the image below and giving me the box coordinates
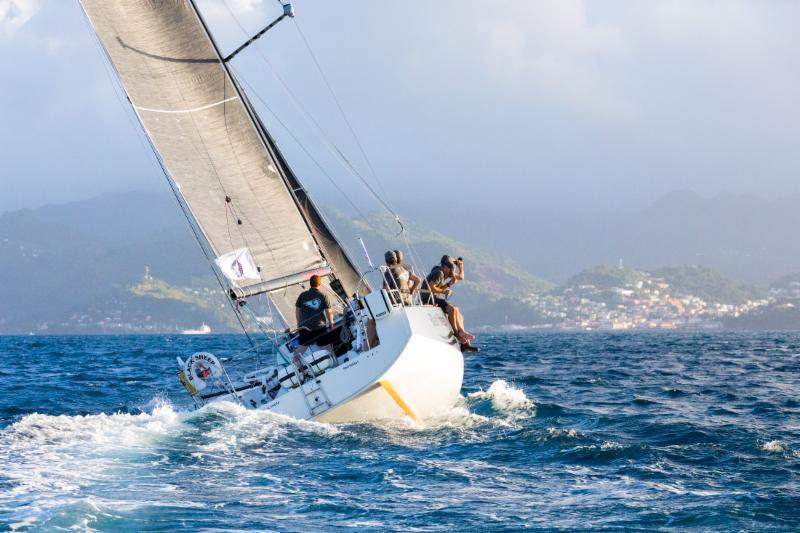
[198,304,464,423]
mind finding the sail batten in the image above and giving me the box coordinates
[80,0,363,327]
[133,95,240,114]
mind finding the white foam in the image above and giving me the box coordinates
[0,400,189,528]
[0,397,353,528]
[192,400,341,456]
[4,402,182,450]
[761,440,787,453]
[426,404,500,429]
[468,380,534,412]
[546,427,581,439]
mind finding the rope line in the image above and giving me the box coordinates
[293,19,395,212]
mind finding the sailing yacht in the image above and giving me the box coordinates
[79,1,464,422]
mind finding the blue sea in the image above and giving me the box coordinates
[1,332,799,531]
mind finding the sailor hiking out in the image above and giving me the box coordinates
[420,256,479,352]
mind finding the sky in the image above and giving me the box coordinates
[1,0,799,217]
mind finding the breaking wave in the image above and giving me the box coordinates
[761,440,788,453]
[467,379,534,412]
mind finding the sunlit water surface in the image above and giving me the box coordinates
[1,332,799,531]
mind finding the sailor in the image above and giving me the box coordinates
[440,255,465,287]
[384,250,420,305]
[421,258,478,352]
[395,250,411,271]
[293,274,340,382]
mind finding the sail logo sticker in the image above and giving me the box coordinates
[231,259,244,278]
[215,248,260,281]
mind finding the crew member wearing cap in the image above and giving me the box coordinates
[420,258,478,352]
[440,254,465,289]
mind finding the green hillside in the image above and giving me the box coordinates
[565,264,646,290]
[651,266,765,304]
[564,264,764,305]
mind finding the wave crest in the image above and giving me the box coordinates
[468,380,534,412]
[761,440,788,453]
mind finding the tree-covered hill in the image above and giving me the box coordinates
[651,265,765,304]
[563,264,765,305]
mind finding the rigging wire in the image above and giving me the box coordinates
[233,68,369,221]
[235,68,410,283]
[292,18,395,212]
[221,1,400,224]
[225,1,425,275]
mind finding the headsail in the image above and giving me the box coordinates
[80,0,362,327]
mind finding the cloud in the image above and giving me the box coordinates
[478,1,633,120]
[399,0,635,122]
[195,0,276,47]
[0,0,40,37]
[224,0,264,15]
[197,0,271,27]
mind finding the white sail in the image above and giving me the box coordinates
[80,0,362,326]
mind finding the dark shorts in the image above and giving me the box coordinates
[433,298,450,312]
[297,326,341,347]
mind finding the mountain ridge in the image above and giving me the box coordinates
[401,190,800,285]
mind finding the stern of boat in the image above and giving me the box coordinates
[318,305,464,423]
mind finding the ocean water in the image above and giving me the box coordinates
[0,332,798,531]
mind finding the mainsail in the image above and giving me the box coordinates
[80,0,362,327]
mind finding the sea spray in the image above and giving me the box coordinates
[761,440,788,453]
[468,379,534,412]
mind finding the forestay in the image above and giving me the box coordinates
[80,0,362,326]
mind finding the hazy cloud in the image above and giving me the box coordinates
[396,1,635,122]
[0,0,40,37]
[477,1,632,120]
[198,0,271,30]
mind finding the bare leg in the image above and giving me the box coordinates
[453,307,474,340]
[446,306,459,336]
[447,307,469,342]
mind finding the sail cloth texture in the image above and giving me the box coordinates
[80,0,327,290]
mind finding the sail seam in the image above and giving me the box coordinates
[133,96,239,114]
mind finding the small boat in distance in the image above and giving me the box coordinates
[79,1,464,423]
[182,324,211,335]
